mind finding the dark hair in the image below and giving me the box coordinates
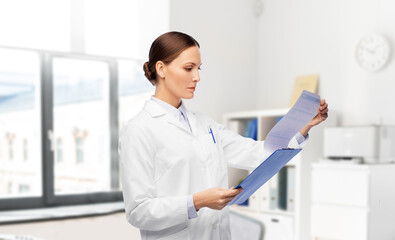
[143,31,200,85]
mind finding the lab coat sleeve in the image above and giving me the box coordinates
[215,122,308,171]
[119,123,189,231]
[216,122,268,171]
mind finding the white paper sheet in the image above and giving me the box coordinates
[264,90,321,153]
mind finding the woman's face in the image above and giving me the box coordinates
[159,46,201,100]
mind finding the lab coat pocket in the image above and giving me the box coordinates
[157,221,189,240]
[201,133,226,170]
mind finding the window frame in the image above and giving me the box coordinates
[0,48,124,211]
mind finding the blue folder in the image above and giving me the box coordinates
[228,148,302,205]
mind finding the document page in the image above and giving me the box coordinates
[264,90,321,153]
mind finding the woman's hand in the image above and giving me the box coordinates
[309,99,329,127]
[300,99,329,137]
[193,187,243,211]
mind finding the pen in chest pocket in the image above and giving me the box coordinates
[208,126,216,144]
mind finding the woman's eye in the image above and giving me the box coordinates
[185,68,192,71]
[198,66,202,70]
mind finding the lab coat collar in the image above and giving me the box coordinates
[143,99,167,117]
[143,99,198,136]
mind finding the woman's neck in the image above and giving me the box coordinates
[154,89,181,109]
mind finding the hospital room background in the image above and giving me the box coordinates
[0,0,395,239]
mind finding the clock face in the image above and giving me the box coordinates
[355,34,391,72]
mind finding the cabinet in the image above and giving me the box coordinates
[311,163,395,240]
[224,108,319,240]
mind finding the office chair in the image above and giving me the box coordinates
[229,210,264,240]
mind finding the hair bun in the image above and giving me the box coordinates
[143,62,152,80]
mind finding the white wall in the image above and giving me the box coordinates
[170,0,260,122]
[257,0,395,126]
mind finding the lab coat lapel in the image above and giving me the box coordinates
[165,115,191,134]
[144,99,193,134]
[185,110,197,137]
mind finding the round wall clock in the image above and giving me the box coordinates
[355,34,391,72]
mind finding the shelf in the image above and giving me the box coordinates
[223,107,314,240]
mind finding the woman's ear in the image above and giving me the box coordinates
[156,61,166,79]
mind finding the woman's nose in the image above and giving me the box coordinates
[193,71,200,82]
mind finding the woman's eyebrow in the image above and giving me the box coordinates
[183,62,202,66]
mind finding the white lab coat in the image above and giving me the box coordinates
[119,99,304,240]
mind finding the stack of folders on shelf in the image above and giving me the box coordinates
[244,119,258,140]
[248,166,296,212]
[269,166,295,211]
[227,119,258,140]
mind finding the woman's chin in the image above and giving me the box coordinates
[182,93,195,99]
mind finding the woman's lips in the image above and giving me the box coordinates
[188,87,196,91]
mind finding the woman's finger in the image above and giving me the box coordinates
[321,107,329,114]
[225,188,242,198]
[225,194,239,201]
[319,103,328,111]
[222,198,235,207]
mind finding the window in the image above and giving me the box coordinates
[53,57,112,195]
[0,49,129,208]
[0,0,168,211]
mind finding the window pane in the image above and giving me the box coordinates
[53,58,111,195]
[118,60,154,132]
[0,48,42,199]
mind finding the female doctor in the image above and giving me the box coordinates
[119,31,328,240]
